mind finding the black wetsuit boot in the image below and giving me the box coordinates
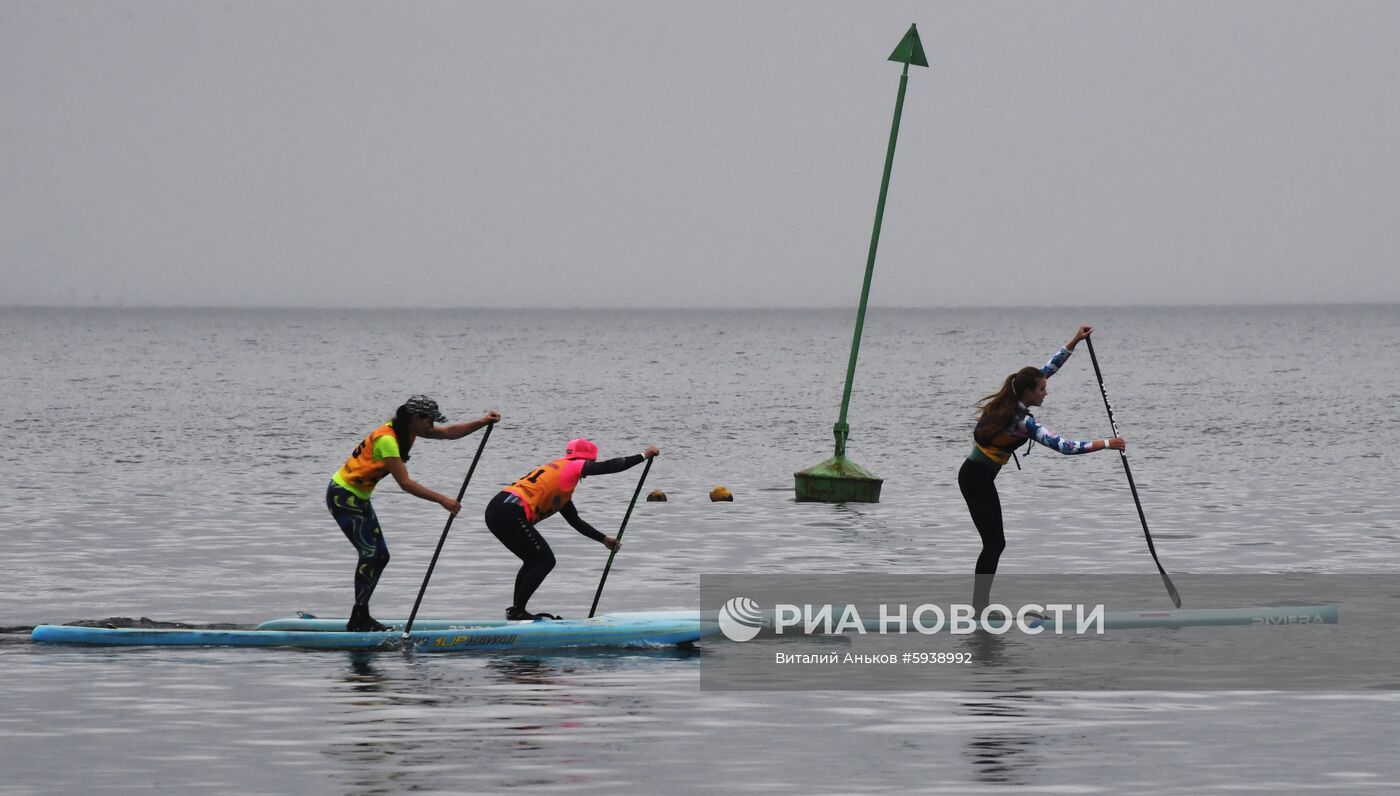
[506,606,561,621]
[348,604,389,633]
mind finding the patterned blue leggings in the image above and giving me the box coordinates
[326,482,390,607]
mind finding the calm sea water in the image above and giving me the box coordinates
[3,305,1399,794]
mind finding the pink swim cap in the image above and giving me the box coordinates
[564,438,599,461]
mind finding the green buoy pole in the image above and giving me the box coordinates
[795,24,928,504]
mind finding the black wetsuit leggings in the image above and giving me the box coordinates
[326,482,390,608]
[485,491,556,611]
[958,458,1004,609]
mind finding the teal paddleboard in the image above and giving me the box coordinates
[31,611,718,652]
[1029,605,1338,631]
[257,616,510,632]
[836,605,1339,633]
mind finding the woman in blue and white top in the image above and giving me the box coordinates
[961,325,1125,611]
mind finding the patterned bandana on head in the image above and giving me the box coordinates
[404,395,446,423]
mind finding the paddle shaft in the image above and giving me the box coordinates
[588,456,653,618]
[1082,337,1182,608]
[402,422,494,638]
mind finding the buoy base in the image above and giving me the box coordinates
[794,455,883,503]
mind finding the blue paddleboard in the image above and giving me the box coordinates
[31,611,718,651]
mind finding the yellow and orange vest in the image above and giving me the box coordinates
[503,457,585,523]
[332,423,403,499]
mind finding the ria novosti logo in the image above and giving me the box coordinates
[717,597,765,641]
[715,597,1110,639]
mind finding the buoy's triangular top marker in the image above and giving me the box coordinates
[888,23,928,68]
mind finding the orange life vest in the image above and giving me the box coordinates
[973,410,1029,466]
[333,423,402,498]
[503,457,583,523]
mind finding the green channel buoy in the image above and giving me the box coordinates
[795,24,927,504]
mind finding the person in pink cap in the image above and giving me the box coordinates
[485,439,660,620]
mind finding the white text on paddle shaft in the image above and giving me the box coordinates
[771,604,1106,635]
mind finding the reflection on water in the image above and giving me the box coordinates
[961,694,1039,787]
[343,651,388,689]
[962,628,1019,673]
[488,655,563,686]
[307,649,717,793]
[8,619,1400,793]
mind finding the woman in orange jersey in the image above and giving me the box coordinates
[328,395,500,632]
[486,439,660,621]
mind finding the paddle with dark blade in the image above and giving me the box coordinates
[1083,336,1182,608]
[402,421,494,638]
[588,456,653,618]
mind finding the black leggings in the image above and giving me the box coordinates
[958,458,1004,609]
[485,492,556,611]
[326,482,390,608]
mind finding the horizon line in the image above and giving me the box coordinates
[4,300,1398,311]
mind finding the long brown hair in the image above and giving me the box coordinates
[975,366,1045,436]
[391,404,418,461]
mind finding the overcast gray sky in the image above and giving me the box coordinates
[2,1,1397,308]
